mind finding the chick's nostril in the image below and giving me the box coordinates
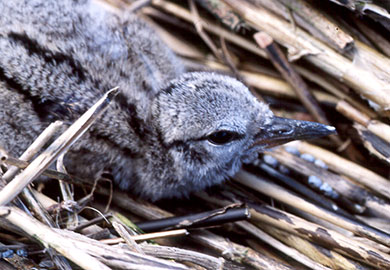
[281,129,293,135]
[271,125,292,135]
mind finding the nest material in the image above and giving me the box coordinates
[1,0,390,269]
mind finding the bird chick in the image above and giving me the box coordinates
[0,0,335,200]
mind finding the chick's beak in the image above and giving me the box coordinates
[253,117,336,149]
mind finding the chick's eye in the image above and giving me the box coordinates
[207,130,237,145]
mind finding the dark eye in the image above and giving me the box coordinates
[207,130,237,145]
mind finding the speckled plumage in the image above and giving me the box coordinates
[0,0,334,200]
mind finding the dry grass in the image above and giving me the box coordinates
[1,0,390,269]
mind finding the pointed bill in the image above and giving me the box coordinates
[253,117,336,149]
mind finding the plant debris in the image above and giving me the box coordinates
[1,0,390,269]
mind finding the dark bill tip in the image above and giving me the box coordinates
[253,117,336,149]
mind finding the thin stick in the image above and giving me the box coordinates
[57,154,74,203]
[354,123,390,165]
[188,0,223,61]
[188,0,246,85]
[336,100,390,144]
[127,0,151,13]
[0,88,119,206]
[57,153,78,228]
[112,221,145,254]
[72,214,112,232]
[0,155,91,186]
[0,151,56,226]
[195,0,244,31]
[336,100,370,126]
[1,121,63,182]
[101,229,188,243]
[254,32,331,126]
[136,206,250,232]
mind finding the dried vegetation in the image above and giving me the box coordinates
[1,0,390,269]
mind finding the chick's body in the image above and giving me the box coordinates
[0,0,187,198]
[0,0,333,200]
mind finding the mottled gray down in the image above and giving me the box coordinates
[0,0,333,200]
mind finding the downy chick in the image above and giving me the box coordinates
[0,0,335,200]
